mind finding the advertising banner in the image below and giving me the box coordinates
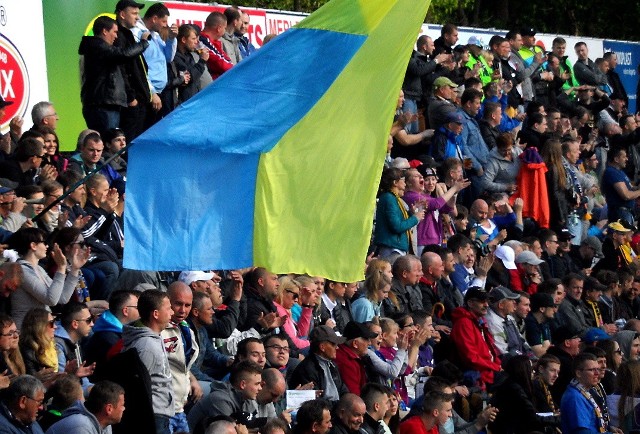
[0,0,48,134]
[603,39,640,113]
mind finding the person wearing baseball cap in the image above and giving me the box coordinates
[568,235,604,274]
[432,110,465,162]
[515,250,544,294]
[427,77,458,131]
[592,220,634,274]
[546,323,582,404]
[484,286,529,358]
[525,293,557,357]
[335,321,379,395]
[288,325,348,401]
[450,287,501,388]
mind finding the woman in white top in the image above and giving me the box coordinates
[9,227,88,329]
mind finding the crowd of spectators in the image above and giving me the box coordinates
[2,1,640,434]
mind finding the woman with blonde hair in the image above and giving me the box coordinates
[366,258,399,313]
[0,313,25,376]
[352,269,391,322]
[274,276,314,351]
[19,308,58,375]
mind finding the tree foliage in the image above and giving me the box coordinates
[196,0,640,40]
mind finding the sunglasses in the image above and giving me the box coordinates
[285,289,299,300]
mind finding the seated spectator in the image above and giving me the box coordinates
[0,313,25,377]
[613,330,640,362]
[275,276,315,351]
[519,112,548,150]
[101,128,127,178]
[525,293,557,357]
[427,77,458,131]
[45,380,125,434]
[264,333,300,385]
[240,267,281,334]
[38,127,68,174]
[0,186,28,233]
[360,383,389,434]
[514,250,544,294]
[68,132,121,184]
[383,255,423,318]
[560,352,619,433]
[490,355,560,433]
[547,324,582,404]
[450,287,501,389]
[467,199,509,248]
[83,289,139,367]
[532,354,562,416]
[53,302,95,385]
[288,325,348,402]
[0,137,49,188]
[37,374,83,431]
[399,390,453,434]
[593,221,634,274]
[351,273,390,323]
[482,133,521,195]
[0,374,46,433]
[318,279,354,335]
[8,228,85,329]
[187,360,263,429]
[335,321,378,395]
[366,319,408,388]
[293,399,333,434]
[329,393,367,434]
[478,102,501,150]
[485,286,529,359]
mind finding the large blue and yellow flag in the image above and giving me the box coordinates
[123,0,430,282]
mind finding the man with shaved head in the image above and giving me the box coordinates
[162,281,202,433]
[418,251,444,320]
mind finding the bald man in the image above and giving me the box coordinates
[250,368,290,422]
[161,281,202,433]
[418,251,445,322]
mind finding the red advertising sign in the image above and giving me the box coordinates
[0,33,29,130]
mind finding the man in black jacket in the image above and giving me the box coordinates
[328,394,366,434]
[360,384,389,434]
[288,326,348,402]
[114,0,152,140]
[79,15,149,138]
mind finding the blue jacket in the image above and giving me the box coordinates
[458,108,490,171]
[236,33,257,58]
[432,126,465,162]
[374,192,418,252]
[83,310,123,366]
[187,318,231,382]
[44,401,106,434]
[0,402,44,434]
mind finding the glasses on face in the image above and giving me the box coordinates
[401,322,415,329]
[0,329,19,337]
[615,349,624,355]
[72,241,89,248]
[44,113,58,118]
[581,367,600,373]
[285,289,299,300]
[266,345,289,353]
[126,305,138,310]
[47,319,56,328]
[25,396,45,406]
[76,316,94,323]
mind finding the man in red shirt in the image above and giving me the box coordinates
[334,321,378,395]
[399,390,454,434]
[199,12,234,80]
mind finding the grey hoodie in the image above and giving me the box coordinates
[614,330,638,362]
[44,401,108,434]
[122,322,174,417]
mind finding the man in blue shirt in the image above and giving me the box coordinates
[602,145,640,224]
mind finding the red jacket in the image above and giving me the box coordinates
[199,33,233,80]
[399,415,438,434]
[450,306,502,387]
[334,344,367,395]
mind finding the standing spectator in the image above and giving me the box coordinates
[482,133,521,195]
[235,13,256,59]
[173,24,209,104]
[604,52,628,107]
[374,168,424,262]
[221,7,243,64]
[573,42,609,87]
[199,12,233,80]
[525,293,556,357]
[79,15,149,137]
[122,290,175,434]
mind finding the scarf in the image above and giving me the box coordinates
[569,378,607,433]
[393,192,413,253]
[534,376,557,413]
[586,300,604,327]
[41,341,59,373]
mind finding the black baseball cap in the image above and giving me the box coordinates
[343,321,379,341]
[115,0,145,12]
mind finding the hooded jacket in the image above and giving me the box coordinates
[614,330,638,362]
[44,401,108,434]
[122,322,174,417]
[83,310,123,366]
[450,306,502,386]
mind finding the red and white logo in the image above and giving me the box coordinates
[0,33,29,133]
